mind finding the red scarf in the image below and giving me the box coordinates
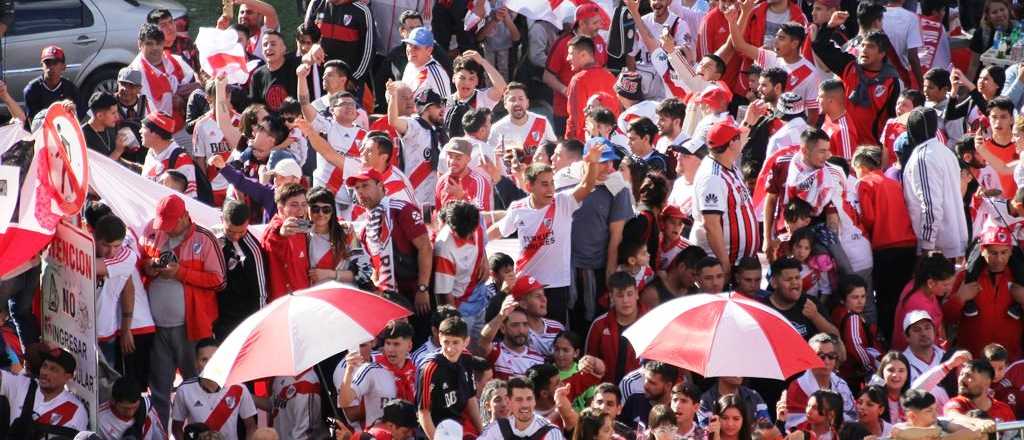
[373,353,415,401]
[139,57,172,103]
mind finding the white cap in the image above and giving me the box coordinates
[902,310,934,334]
[435,419,464,440]
[268,158,302,178]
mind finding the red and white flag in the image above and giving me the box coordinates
[196,27,249,85]
[505,0,612,29]
[0,104,88,279]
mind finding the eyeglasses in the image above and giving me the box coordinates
[817,352,839,361]
[310,205,333,215]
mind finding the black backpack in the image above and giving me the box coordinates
[168,147,215,206]
[7,379,80,440]
[496,418,556,440]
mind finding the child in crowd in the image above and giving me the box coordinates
[618,238,655,291]
[551,330,597,411]
[790,227,835,299]
[659,205,692,272]
[775,199,815,261]
[832,274,882,389]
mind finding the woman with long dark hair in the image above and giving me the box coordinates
[868,351,912,423]
[855,385,893,437]
[710,394,752,440]
[573,407,615,440]
[306,187,373,291]
[890,254,954,349]
[796,390,844,440]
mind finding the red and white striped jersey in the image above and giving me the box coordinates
[659,237,692,271]
[486,342,546,380]
[0,370,87,430]
[755,48,823,112]
[822,113,860,160]
[435,168,494,212]
[618,100,661,134]
[97,233,155,340]
[172,379,257,440]
[528,319,565,357]
[497,192,582,288]
[142,142,197,197]
[690,158,759,264]
[97,396,165,440]
[433,224,486,306]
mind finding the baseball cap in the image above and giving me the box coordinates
[268,158,302,179]
[698,86,733,110]
[43,347,77,374]
[615,71,644,102]
[144,112,176,134]
[661,205,687,220]
[980,223,1013,247]
[381,399,418,428]
[584,137,620,163]
[402,26,434,47]
[117,67,143,86]
[510,275,546,300]
[345,168,386,187]
[777,92,805,116]
[414,89,444,113]
[706,121,740,149]
[670,141,701,155]
[902,310,934,334]
[435,419,464,440]
[41,46,65,62]
[154,195,187,232]
[441,138,473,156]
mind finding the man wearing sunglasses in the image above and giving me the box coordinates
[24,46,81,121]
[783,333,856,429]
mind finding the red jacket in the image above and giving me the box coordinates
[585,305,648,383]
[547,32,609,118]
[261,214,311,301]
[566,64,617,140]
[945,269,1023,360]
[139,222,226,341]
[857,171,918,250]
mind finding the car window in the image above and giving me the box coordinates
[9,0,94,36]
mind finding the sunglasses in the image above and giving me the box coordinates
[817,352,839,361]
[310,205,333,215]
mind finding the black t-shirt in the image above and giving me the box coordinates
[23,77,79,120]
[761,294,816,339]
[82,123,116,157]
[417,352,475,425]
[248,53,309,112]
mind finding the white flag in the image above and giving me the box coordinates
[196,27,250,85]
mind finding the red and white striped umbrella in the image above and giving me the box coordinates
[622,292,824,379]
[201,282,411,386]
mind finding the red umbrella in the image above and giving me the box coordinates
[622,292,824,379]
[201,282,411,386]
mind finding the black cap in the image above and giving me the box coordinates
[414,89,444,113]
[43,347,76,374]
[381,399,418,428]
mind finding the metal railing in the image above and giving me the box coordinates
[996,420,1024,440]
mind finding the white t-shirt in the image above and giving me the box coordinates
[0,370,88,430]
[449,88,499,112]
[497,191,581,288]
[478,414,566,440]
[528,318,565,357]
[882,6,924,68]
[667,177,696,217]
[97,396,165,440]
[171,379,257,440]
[97,233,156,340]
[488,112,558,151]
[631,12,692,65]
[763,8,790,49]
[191,115,232,193]
[334,362,397,428]
[434,225,486,301]
[756,48,823,112]
[402,58,452,98]
[618,100,661,134]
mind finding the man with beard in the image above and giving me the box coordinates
[740,67,788,168]
[654,97,690,154]
[0,348,88,435]
[389,84,448,212]
[619,361,679,432]
[477,377,565,439]
[944,359,1016,422]
[489,82,558,160]
[478,300,545,380]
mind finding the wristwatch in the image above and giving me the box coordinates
[417,284,429,293]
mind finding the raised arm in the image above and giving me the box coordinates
[292,117,345,169]
[726,2,758,61]
[234,0,278,29]
[295,63,319,123]
[386,81,410,135]
[571,145,603,203]
[812,11,856,76]
[463,50,507,102]
[625,0,659,53]
[214,75,242,149]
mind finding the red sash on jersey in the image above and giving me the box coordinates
[408,161,432,190]
[315,247,336,270]
[35,401,79,426]
[204,385,244,431]
[271,380,320,420]
[325,130,368,192]
[345,129,367,157]
[140,58,172,106]
[522,117,548,150]
[515,202,557,270]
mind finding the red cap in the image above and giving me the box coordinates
[661,205,687,220]
[154,195,187,232]
[706,121,741,148]
[345,168,386,187]
[698,87,733,110]
[980,224,1013,247]
[145,112,176,134]
[41,46,64,62]
[575,3,609,28]
[510,275,545,300]
[587,91,620,116]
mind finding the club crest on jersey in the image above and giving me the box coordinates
[532,131,540,142]
[193,242,202,255]
[226,396,237,409]
[874,85,886,98]
[789,76,798,87]
[343,14,352,26]
[286,385,297,400]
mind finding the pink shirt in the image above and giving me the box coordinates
[891,284,946,351]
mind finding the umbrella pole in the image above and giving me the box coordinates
[313,362,347,431]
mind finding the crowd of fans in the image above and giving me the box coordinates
[6,0,1024,438]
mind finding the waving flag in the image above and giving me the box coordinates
[504,0,612,29]
[0,104,88,279]
[196,27,250,85]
